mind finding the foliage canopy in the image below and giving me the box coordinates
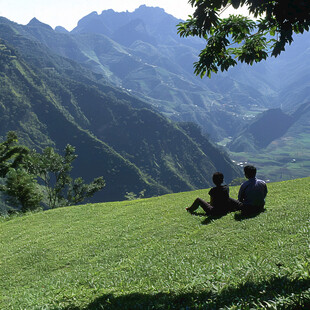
[0,132,41,212]
[0,131,28,178]
[178,0,310,77]
[26,144,106,209]
[3,168,43,212]
[0,132,105,212]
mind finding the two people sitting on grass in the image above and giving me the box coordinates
[186,165,268,217]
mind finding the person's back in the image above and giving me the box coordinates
[238,178,267,207]
[238,165,268,214]
[209,183,230,215]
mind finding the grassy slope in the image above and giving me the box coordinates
[230,129,310,183]
[229,105,310,183]
[1,178,309,309]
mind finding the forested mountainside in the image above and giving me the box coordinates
[227,102,310,181]
[0,30,241,202]
[228,104,310,152]
[0,7,269,141]
[1,4,309,189]
[3,5,309,143]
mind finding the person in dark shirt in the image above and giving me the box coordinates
[186,172,234,216]
[237,165,268,215]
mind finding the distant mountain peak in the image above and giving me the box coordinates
[55,26,69,33]
[27,17,53,30]
[134,5,177,20]
[86,11,99,17]
[100,9,115,14]
[135,4,165,13]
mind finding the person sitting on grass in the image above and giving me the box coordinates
[186,172,236,216]
[237,165,268,215]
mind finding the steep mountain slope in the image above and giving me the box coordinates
[1,7,272,141]
[208,31,310,112]
[254,32,310,111]
[0,38,165,201]
[2,6,309,184]
[228,103,310,153]
[0,30,241,202]
[4,7,310,142]
[67,7,310,182]
[228,109,294,152]
[228,102,310,181]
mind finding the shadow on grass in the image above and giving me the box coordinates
[64,276,310,310]
[234,208,266,221]
[201,214,224,225]
[197,208,266,225]
[189,211,207,217]
[187,211,224,225]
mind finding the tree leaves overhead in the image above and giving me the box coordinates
[178,0,310,77]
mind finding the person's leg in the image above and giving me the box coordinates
[230,199,265,216]
[186,198,201,212]
[186,198,213,214]
[228,198,243,212]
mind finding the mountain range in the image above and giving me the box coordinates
[0,4,309,202]
[24,5,310,181]
[10,6,309,132]
[2,6,268,141]
[0,16,241,204]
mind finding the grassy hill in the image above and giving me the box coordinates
[1,178,309,309]
[227,103,310,182]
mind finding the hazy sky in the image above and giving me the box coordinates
[0,0,250,31]
[0,0,196,31]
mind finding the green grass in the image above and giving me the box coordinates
[1,178,309,309]
[230,132,310,182]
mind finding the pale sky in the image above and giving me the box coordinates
[0,0,195,31]
[0,0,249,31]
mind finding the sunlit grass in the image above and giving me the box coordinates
[230,131,310,182]
[0,178,309,309]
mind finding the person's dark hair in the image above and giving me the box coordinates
[212,172,224,186]
[244,165,257,178]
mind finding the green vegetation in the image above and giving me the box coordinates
[229,128,310,183]
[0,131,28,178]
[0,132,105,213]
[0,34,241,203]
[26,144,105,209]
[0,131,41,212]
[0,10,260,141]
[227,103,310,182]
[231,145,310,184]
[178,0,310,77]
[1,178,309,309]
[2,168,42,212]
